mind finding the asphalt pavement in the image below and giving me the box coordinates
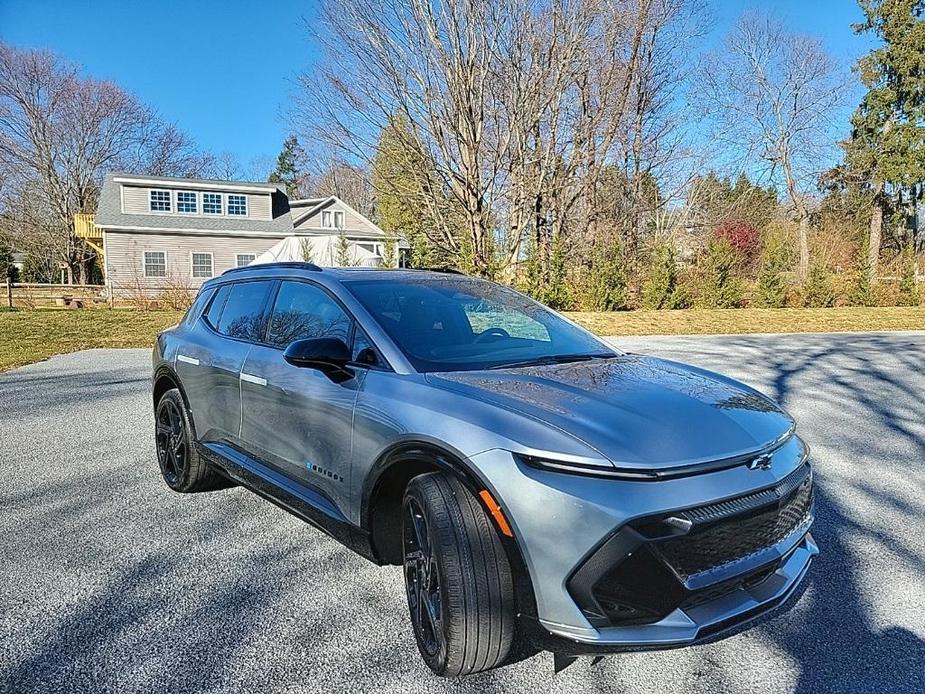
[1,332,923,693]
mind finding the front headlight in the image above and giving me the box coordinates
[516,453,663,481]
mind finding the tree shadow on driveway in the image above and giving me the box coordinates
[2,336,923,693]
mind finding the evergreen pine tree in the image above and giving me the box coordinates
[267,136,304,198]
[584,238,628,311]
[804,262,836,307]
[702,238,743,308]
[642,243,679,309]
[898,245,920,306]
[755,233,790,308]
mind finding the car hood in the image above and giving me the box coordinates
[425,354,794,470]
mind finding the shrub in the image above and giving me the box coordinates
[522,235,572,309]
[583,238,628,311]
[714,220,761,260]
[897,247,920,306]
[804,262,836,307]
[701,237,743,308]
[755,232,790,308]
[848,237,874,307]
[641,242,687,309]
[381,237,398,268]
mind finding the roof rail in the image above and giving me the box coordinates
[415,266,466,275]
[221,261,322,276]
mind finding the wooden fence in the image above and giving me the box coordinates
[4,281,108,309]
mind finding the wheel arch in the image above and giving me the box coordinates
[362,439,539,623]
[152,365,197,438]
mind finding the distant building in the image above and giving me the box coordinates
[90,173,395,297]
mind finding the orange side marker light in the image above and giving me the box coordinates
[479,490,514,537]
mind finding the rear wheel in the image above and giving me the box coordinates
[402,472,515,676]
[155,388,220,492]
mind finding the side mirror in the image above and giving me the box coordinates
[283,337,352,375]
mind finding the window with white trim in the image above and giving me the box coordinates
[149,189,171,212]
[177,191,197,213]
[322,209,345,229]
[227,194,247,216]
[202,192,222,214]
[144,251,166,277]
[236,253,256,267]
[191,253,213,278]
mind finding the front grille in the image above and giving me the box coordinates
[568,462,814,629]
[656,464,813,582]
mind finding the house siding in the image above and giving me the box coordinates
[119,185,273,221]
[104,230,281,295]
[122,185,149,214]
[248,193,272,220]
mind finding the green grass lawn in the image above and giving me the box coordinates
[0,309,183,372]
[1,306,924,372]
[568,306,925,337]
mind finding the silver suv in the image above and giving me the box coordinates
[152,263,816,676]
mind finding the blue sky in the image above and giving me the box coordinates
[0,0,877,174]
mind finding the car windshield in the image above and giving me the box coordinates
[345,276,618,372]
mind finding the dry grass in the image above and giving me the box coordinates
[0,308,183,372]
[2,306,924,372]
[566,306,925,336]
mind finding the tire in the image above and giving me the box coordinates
[154,388,221,493]
[402,472,515,676]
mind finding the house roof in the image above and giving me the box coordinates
[111,172,283,193]
[289,197,327,208]
[291,195,386,236]
[95,173,293,235]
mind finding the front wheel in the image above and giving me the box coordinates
[403,472,515,676]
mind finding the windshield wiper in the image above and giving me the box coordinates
[488,353,615,370]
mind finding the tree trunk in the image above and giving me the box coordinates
[781,152,809,283]
[868,180,884,280]
[798,212,810,284]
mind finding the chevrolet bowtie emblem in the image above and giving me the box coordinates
[747,453,773,470]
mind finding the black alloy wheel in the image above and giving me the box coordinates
[404,497,443,658]
[156,396,188,486]
[401,472,515,676]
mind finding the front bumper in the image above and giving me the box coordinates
[468,436,816,650]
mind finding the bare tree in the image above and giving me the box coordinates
[296,0,703,277]
[302,156,375,216]
[698,12,848,282]
[0,43,212,283]
[297,0,529,274]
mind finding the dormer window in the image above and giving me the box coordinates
[149,189,171,212]
[177,191,197,213]
[227,194,247,216]
[202,192,222,214]
[322,210,344,229]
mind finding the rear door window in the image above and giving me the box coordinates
[216,281,274,342]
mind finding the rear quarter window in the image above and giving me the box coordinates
[181,287,215,328]
[204,284,231,329]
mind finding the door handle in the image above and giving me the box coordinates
[177,354,199,366]
[240,372,267,387]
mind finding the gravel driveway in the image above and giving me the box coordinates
[1,333,923,693]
